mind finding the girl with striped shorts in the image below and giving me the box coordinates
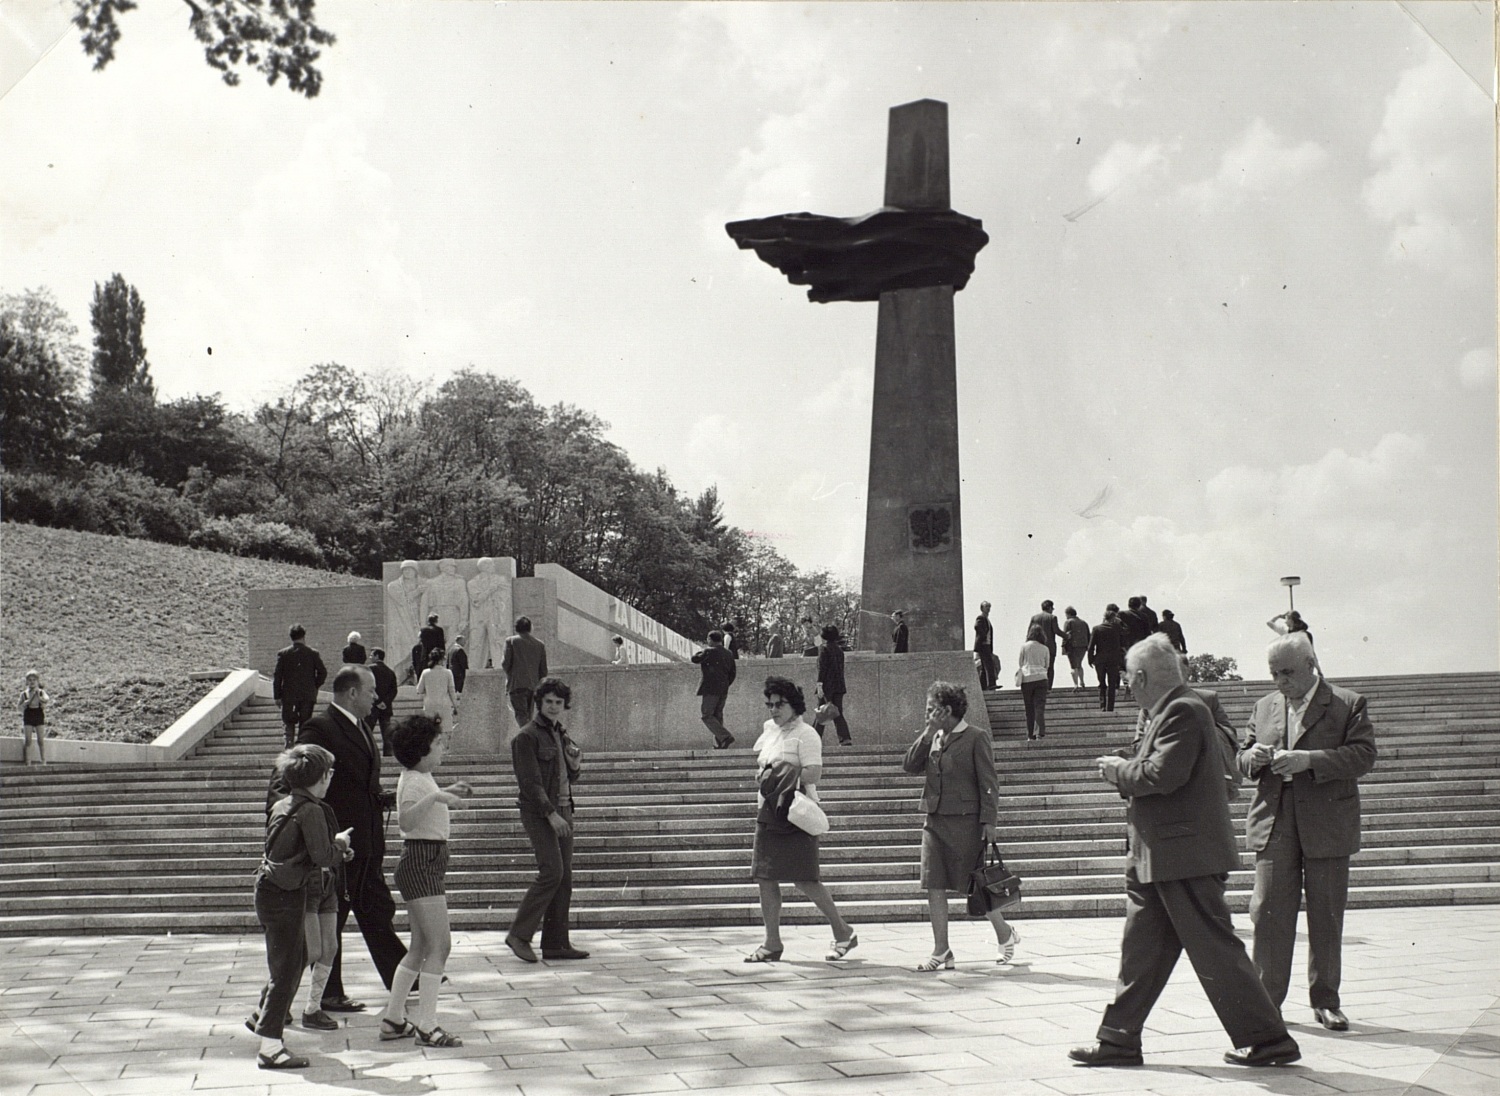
[378,715,471,1048]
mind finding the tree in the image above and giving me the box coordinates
[1187,653,1242,683]
[89,274,153,394]
[0,317,81,469]
[72,0,336,98]
[0,288,89,388]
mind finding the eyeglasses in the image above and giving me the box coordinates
[764,700,788,709]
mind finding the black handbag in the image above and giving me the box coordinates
[966,842,1022,915]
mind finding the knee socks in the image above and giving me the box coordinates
[413,958,444,1031]
[384,962,420,1023]
[306,962,331,1015]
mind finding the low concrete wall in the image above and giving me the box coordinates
[536,563,695,665]
[0,668,262,766]
[248,586,383,677]
[443,651,988,761]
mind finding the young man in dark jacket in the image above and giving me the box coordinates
[691,630,737,748]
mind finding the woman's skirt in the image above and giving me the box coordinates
[394,839,449,901]
[920,813,985,893]
[750,822,820,883]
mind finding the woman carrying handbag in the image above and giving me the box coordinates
[901,680,1020,970]
[745,676,857,963]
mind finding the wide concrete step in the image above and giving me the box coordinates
[5,773,1494,821]
[10,843,1496,897]
[7,858,1500,915]
[2,672,1494,934]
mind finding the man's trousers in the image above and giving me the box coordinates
[1249,781,1350,1011]
[325,854,407,1001]
[1097,867,1287,1052]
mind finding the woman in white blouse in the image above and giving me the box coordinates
[1017,625,1052,741]
[416,647,458,736]
[744,676,858,963]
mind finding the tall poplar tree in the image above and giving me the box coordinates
[89,273,153,395]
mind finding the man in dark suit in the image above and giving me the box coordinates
[502,616,549,726]
[1158,610,1187,654]
[295,665,405,1012]
[1137,595,1160,635]
[1072,635,1297,1068]
[273,624,327,748]
[891,611,909,653]
[972,601,997,691]
[691,630,737,748]
[1119,597,1151,653]
[1088,606,1126,712]
[448,636,469,694]
[418,614,446,667]
[1028,600,1066,686]
[1239,633,1376,1032]
[367,648,399,757]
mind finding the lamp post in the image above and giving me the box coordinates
[1280,575,1301,613]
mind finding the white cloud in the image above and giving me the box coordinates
[1046,434,1440,676]
[1087,140,1167,197]
[1458,346,1497,389]
[1363,46,1493,283]
[1182,117,1329,210]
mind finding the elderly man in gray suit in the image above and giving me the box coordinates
[1071,634,1297,1068]
[1239,632,1376,1032]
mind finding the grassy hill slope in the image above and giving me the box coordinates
[1,522,375,743]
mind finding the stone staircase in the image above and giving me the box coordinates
[1,673,1497,935]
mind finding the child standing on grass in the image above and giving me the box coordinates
[250,744,351,1070]
[19,670,49,765]
[379,715,471,1048]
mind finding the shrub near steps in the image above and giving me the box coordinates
[0,674,1497,935]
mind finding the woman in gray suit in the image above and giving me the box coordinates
[902,680,1020,970]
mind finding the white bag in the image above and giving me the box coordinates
[787,788,830,836]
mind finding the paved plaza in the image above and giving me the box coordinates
[3,906,1496,1096]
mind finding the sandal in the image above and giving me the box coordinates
[379,1017,417,1041]
[826,932,859,961]
[998,926,1021,965]
[257,1046,309,1070]
[743,945,783,964]
[915,949,954,972]
[415,1025,464,1048]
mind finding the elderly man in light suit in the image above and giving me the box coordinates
[1239,633,1376,1032]
[1072,635,1297,1069]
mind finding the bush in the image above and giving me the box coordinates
[1187,653,1242,683]
[189,514,326,567]
[2,465,201,544]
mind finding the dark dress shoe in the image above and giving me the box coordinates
[1314,1008,1349,1031]
[1224,1035,1301,1066]
[542,946,590,960]
[1068,1043,1144,1067]
[506,934,539,963]
[244,1009,294,1032]
[300,1009,339,1030]
[319,995,366,1013]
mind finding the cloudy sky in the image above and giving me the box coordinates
[2,1,1494,679]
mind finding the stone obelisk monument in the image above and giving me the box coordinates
[726,99,988,652]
